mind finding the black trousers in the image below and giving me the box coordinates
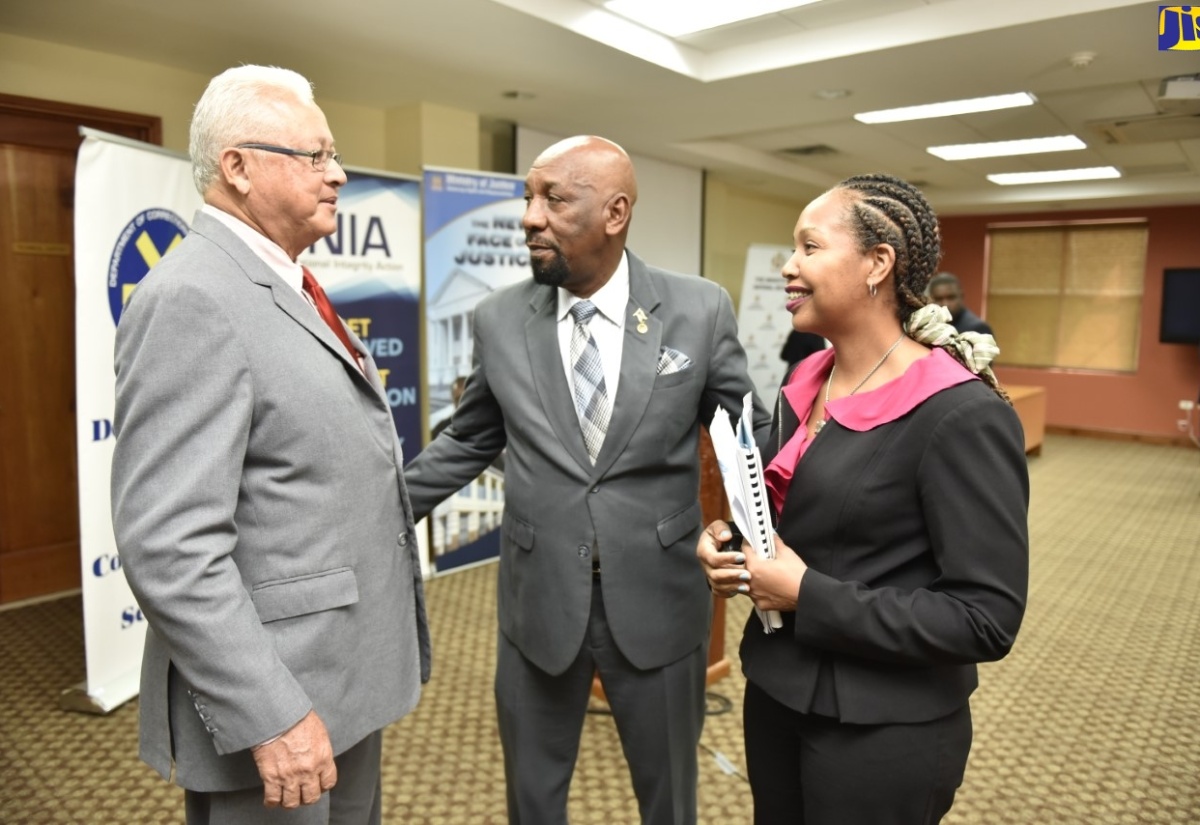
[743,680,972,825]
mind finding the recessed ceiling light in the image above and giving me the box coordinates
[602,0,822,38]
[987,167,1121,185]
[854,92,1037,124]
[927,135,1087,161]
[814,88,851,100]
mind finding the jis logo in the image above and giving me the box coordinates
[107,208,190,324]
[1159,6,1200,50]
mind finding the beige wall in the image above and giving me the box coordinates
[700,177,806,309]
[703,177,807,309]
[3,31,811,301]
[0,32,390,170]
[384,102,479,176]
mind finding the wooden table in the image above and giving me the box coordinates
[1006,385,1047,456]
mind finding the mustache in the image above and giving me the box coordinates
[525,235,560,251]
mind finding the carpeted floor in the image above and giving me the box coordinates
[1,434,1197,824]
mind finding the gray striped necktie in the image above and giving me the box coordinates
[569,300,611,464]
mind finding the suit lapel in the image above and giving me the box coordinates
[267,279,372,382]
[591,255,662,476]
[525,286,594,471]
[190,214,380,398]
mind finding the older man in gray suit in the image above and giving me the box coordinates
[111,65,429,825]
[405,136,769,824]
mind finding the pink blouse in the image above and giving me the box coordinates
[764,347,978,514]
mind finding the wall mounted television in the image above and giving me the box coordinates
[1160,268,1200,345]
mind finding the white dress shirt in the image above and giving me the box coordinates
[202,204,309,302]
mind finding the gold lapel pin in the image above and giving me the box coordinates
[633,307,648,334]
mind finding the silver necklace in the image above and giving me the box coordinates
[814,332,906,435]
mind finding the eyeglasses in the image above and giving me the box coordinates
[236,143,343,171]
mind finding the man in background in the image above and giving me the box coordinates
[405,135,769,825]
[111,65,429,824]
[928,271,995,336]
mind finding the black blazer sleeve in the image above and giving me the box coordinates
[792,391,1029,666]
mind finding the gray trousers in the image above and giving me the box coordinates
[183,729,383,825]
[495,577,707,825]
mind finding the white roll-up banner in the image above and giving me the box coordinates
[737,244,802,404]
[67,129,201,714]
[67,130,424,712]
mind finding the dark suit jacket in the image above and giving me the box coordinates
[952,306,994,337]
[742,376,1028,725]
[112,211,430,791]
[405,252,769,675]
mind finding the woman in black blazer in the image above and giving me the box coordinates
[698,174,1028,825]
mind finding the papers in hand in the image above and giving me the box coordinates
[709,392,783,632]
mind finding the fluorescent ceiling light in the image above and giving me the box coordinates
[854,92,1037,124]
[987,167,1121,185]
[602,0,821,38]
[928,135,1087,161]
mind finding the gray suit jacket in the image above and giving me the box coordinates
[111,211,431,792]
[406,252,769,675]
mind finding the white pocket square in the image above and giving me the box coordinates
[656,346,693,375]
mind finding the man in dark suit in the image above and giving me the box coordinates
[405,136,768,824]
[928,272,994,336]
[111,65,429,824]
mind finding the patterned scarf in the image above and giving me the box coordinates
[905,303,1000,384]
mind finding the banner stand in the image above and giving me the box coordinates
[420,166,527,574]
[58,669,140,715]
[66,130,423,714]
[67,128,200,716]
[737,244,805,403]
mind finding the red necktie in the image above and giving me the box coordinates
[301,267,362,367]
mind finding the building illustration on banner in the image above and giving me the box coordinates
[421,168,527,571]
[425,267,506,563]
[426,268,492,410]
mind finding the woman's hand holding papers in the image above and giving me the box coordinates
[699,522,808,611]
[742,534,807,612]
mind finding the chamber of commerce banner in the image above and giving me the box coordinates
[70,131,422,712]
[420,167,527,572]
[70,129,201,713]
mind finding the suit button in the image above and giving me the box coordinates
[398,533,409,547]
[590,486,600,493]
[577,545,590,558]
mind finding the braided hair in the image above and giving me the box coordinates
[835,173,1009,402]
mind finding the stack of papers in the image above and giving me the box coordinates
[709,392,783,633]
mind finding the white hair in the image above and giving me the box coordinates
[189,65,315,194]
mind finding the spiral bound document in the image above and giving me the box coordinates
[709,392,783,633]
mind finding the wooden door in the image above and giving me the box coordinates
[0,93,160,604]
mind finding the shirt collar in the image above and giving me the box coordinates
[556,250,630,327]
[782,346,977,433]
[202,203,304,294]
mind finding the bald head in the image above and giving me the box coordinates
[532,136,639,209]
[522,135,639,297]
